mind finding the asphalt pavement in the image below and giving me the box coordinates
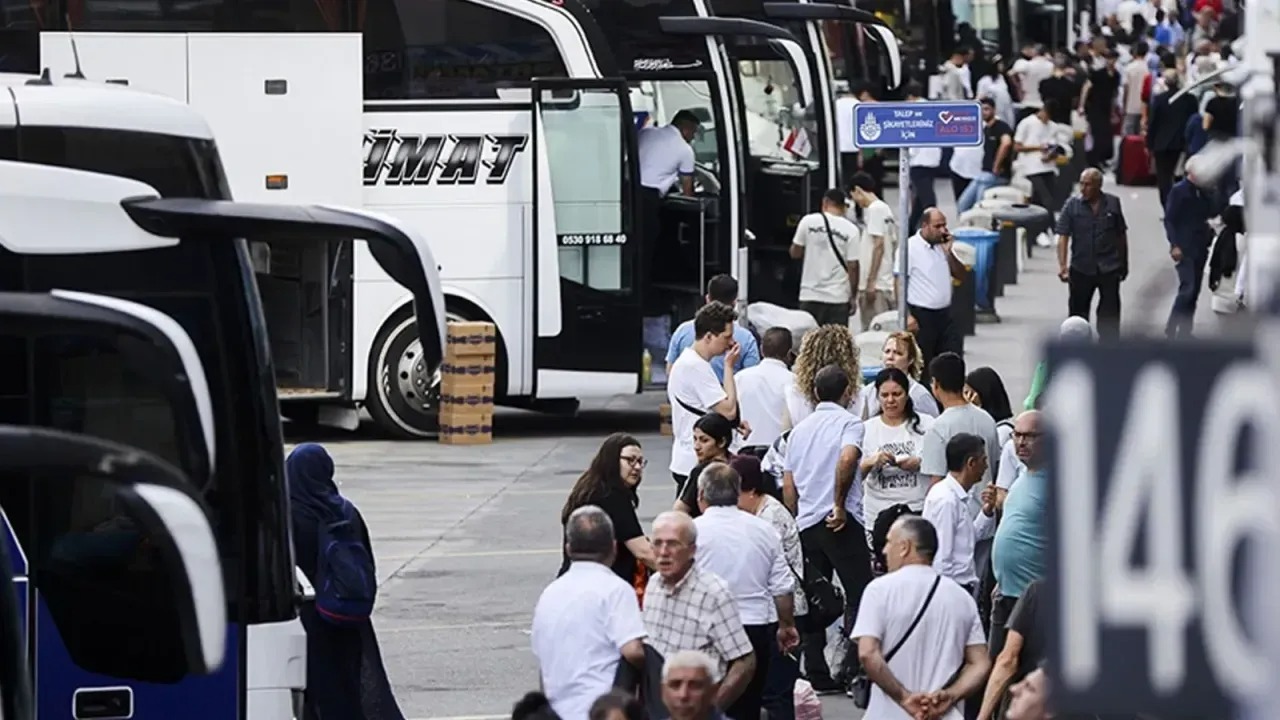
[295,175,1223,720]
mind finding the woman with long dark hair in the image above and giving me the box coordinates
[287,443,405,720]
[858,367,934,559]
[673,412,736,517]
[559,433,655,599]
[965,366,1015,445]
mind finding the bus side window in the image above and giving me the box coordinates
[361,0,568,101]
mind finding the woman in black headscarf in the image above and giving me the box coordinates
[287,443,406,720]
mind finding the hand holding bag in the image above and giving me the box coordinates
[850,575,942,709]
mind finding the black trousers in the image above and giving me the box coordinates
[988,594,1021,660]
[1026,172,1056,214]
[909,304,962,385]
[798,520,872,682]
[1153,150,1181,210]
[1086,114,1114,168]
[799,300,850,327]
[1166,250,1208,339]
[1067,269,1122,342]
[908,166,938,237]
[726,622,775,720]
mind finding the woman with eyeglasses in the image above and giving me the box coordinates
[559,433,656,602]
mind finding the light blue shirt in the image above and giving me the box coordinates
[783,401,865,532]
[665,319,760,382]
[991,467,1047,599]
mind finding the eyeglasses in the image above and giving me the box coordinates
[1013,431,1043,440]
[622,456,648,468]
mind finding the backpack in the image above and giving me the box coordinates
[314,501,377,626]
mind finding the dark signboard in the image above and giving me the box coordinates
[1042,334,1280,717]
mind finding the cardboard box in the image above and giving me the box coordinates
[446,321,497,358]
[439,406,494,445]
[440,385,495,408]
[441,354,497,388]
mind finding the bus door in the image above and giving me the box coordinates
[656,16,815,308]
[0,290,226,720]
[529,78,643,395]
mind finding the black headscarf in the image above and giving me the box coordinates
[286,443,344,524]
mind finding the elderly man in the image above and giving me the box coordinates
[531,506,647,720]
[1164,158,1217,339]
[693,462,799,720]
[645,510,756,717]
[1055,168,1129,342]
[663,650,730,720]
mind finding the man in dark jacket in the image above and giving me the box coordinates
[1164,161,1217,339]
[1146,74,1198,208]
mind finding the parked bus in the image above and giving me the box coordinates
[0,75,446,718]
[10,0,891,437]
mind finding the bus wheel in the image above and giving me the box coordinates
[366,309,465,439]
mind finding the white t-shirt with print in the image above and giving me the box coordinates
[792,211,861,304]
[667,347,727,475]
[859,199,897,293]
[860,414,935,530]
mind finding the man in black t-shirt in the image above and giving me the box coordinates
[1039,60,1079,126]
[957,97,1014,214]
[975,580,1046,720]
[1082,51,1121,169]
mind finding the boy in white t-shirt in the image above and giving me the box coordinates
[667,301,747,490]
[849,174,898,330]
[790,187,862,327]
[1012,102,1060,213]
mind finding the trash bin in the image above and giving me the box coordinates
[991,204,1053,278]
[952,227,1000,323]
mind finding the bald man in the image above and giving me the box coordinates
[898,207,966,381]
[1054,168,1128,342]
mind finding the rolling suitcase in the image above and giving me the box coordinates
[1118,135,1156,186]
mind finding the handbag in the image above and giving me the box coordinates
[789,555,844,633]
[850,575,942,709]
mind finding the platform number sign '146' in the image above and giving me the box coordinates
[1041,336,1280,717]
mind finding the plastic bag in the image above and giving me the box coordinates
[793,679,824,720]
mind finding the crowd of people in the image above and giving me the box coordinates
[529,282,1099,720]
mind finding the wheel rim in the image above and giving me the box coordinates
[391,311,464,415]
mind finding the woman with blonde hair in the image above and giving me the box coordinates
[856,331,940,419]
[782,324,862,428]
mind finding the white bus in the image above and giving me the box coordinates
[14,0,896,438]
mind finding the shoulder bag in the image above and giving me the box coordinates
[786,555,845,634]
[850,575,943,709]
[821,212,854,279]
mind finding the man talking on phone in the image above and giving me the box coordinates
[895,207,966,383]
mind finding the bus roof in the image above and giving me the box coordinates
[0,73,214,141]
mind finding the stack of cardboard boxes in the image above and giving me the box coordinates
[440,322,497,445]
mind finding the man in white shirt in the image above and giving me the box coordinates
[939,47,971,101]
[894,209,965,380]
[790,188,862,326]
[668,302,746,492]
[852,515,991,720]
[693,462,799,720]
[734,327,794,451]
[1012,101,1060,213]
[1122,41,1151,135]
[532,506,647,720]
[922,434,996,594]
[638,109,701,303]
[782,364,869,694]
[850,173,898,330]
[1008,45,1054,117]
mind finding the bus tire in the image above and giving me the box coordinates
[366,307,464,439]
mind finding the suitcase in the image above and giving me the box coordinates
[1117,135,1156,186]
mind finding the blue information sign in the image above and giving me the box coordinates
[852,101,983,149]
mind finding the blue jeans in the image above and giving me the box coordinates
[956,171,1007,215]
[763,636,799,720]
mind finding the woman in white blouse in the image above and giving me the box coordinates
[857,331,940,419]
[782,324,862,429]
[858,367,934,552]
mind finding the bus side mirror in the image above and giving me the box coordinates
[0,426,228,680]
